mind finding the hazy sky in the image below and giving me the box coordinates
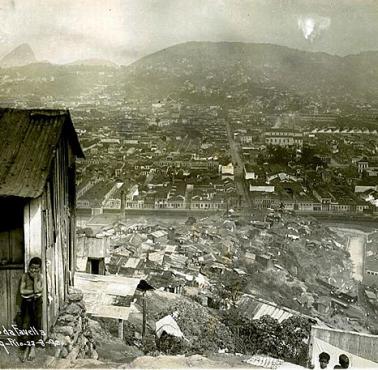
[0,0,377,64]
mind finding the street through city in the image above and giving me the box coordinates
[224,114,251,209]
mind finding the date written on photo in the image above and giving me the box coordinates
[0,338,62,354]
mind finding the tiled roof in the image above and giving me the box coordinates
[0,108,84,198]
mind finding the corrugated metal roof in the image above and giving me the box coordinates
[151,230,168,238]
[123,257,141,269]
[0,108,84,198]
[238,295,327,326]
[253,304,291,322]
[238,295,294,323]
[149,251,165,265]
[74,273,146,320]
[75,272,141,297]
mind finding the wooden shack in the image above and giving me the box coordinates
[0,108,84,335]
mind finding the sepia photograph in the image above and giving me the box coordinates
[0,0,378,368]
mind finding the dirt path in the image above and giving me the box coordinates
[347,235,366,281]
[329,227,366,282]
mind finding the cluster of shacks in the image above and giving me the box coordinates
[0,108,84,335]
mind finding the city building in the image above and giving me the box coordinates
[265,129,303,147]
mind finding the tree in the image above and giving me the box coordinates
[267,145,294,165]
[280,316,313,365]
[222,312,312,366]
[185,216,196,226]
[83,227,94,237]
[215,270,247,305]
[256,153,266,165]
[299,147,326,169]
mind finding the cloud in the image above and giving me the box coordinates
[297,14,331,43]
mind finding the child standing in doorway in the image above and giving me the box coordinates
[19,256,43,362]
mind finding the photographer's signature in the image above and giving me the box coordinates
[0,325,61,355]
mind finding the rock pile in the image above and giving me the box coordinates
[50,287,98,362]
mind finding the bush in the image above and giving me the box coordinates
[185,216,197,225]
[156,332,185,355]
[143,334,158,354]
[222,311,312,366]
[83,227,94,237]
[157,302,235,355]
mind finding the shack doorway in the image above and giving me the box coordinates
[86,257,105,275]
[0,197,26,331]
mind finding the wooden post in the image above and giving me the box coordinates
[118,319,124,340]
[308,326,315,368]
[142,292,147,339]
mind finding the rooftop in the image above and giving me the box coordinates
[0,108,84,198]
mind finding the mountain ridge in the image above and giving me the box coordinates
[66,58,119,67]
[0,41,377,106]
[2,41,378,68]
[130,40,345,66]
[121,41,378,102]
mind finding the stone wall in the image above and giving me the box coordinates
[50,287,98,362]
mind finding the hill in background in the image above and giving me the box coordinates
[0,41,378,108]
[122,41,378,102]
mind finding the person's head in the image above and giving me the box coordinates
[28,257,42,275]
[319,352,330,369]
[339,354,349,369]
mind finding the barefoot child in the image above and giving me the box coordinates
[19,257,43,362]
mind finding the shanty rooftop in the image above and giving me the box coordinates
[0,108,84,198]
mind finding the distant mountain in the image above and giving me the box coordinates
[0,41,377,107]
[0,43,37,68]
[67,58,118,67]
[123,41,378,102]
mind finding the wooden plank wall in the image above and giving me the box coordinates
[9,269,23,326]
[53,139,69,306]
[311,326,378,363]
[42,136,77,330]
[0,270,8,326]
[0,270,21,328]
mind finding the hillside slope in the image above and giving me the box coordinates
[122,41,378,101]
